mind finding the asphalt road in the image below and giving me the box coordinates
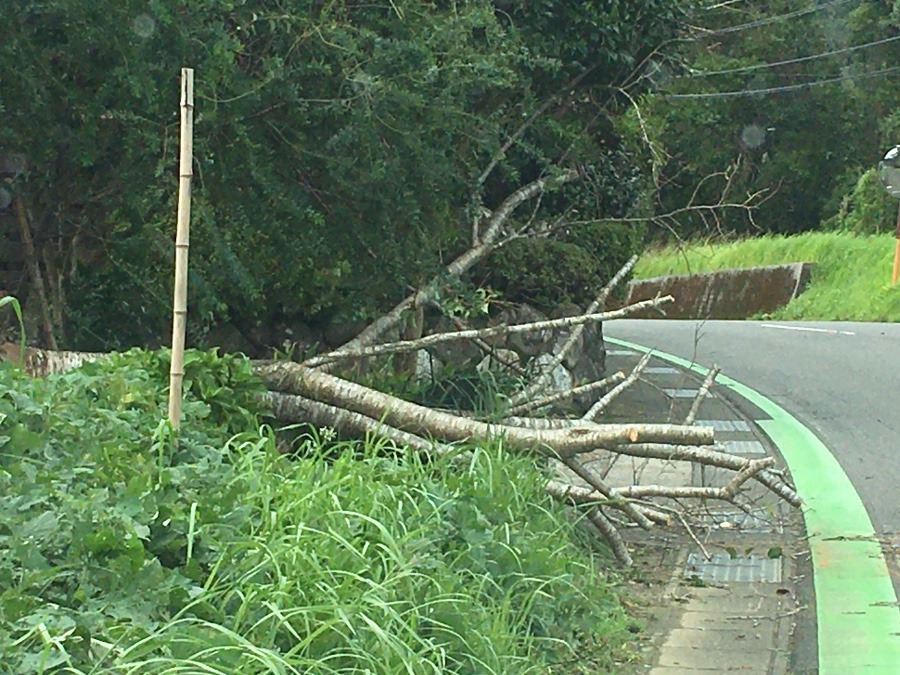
[607,319,899,547]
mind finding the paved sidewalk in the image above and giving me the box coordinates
[597,345,807,674]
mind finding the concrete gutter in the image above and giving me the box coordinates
[625,263,814,320]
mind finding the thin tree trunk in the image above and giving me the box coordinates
[13,195,57,349]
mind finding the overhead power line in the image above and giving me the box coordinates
[665,65,900,99]
[699,0,854,36]
[689,34,900,77]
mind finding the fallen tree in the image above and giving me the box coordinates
[0,277,801,565]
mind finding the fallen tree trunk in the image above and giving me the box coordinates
[256,360,714,456]
[0,303,798,567]
[0,341,713,454]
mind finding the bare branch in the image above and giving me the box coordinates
[506,371,625,417]
[560,456,654,529]
[501,416,584,430]
[545,480,671,525]
[582,352,652,421]
[685,365,721,425]
[586,508,633,566]
[507,254,639,407]
[335,169,581,355]
[678,511,712,561]
[305,296,672,368]
[597,254,641,306]
[614,443,800,506]
[446,314,527,376]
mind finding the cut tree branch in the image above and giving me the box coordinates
[587,508,633,566]
[334,169,581,356]
[583,352,652,421]
[264,391,453,456]
[560,455,653,529]
[257,361,715,456]
[505,372,625,417]
[507,254,638,408]
[613,443,800,506]
[685,365,720,425]
[305,296,671,368]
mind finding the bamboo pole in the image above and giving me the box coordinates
[168,68,194,428]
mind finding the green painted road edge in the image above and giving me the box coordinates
[607,336,900,674]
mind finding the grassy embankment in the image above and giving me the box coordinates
[635,231,900,321]
[0,349,635,674]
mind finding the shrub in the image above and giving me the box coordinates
[571,219,647,286]
[479,220,644,310]
[481,239,602,310]
[824,168,898,234]
[0,351,633,673]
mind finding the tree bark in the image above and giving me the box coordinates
[256,360,715,456]
[305,295,671,368]
[13,195,58,349]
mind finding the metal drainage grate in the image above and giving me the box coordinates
[664,388,703,398]
[699,509,785,534]
[695,419,752,432]
[721,440,766,455]
[685,553,782,583]
[645,366,679,375]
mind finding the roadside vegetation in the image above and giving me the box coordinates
[3,2,898,671]
[635,231,900,322]
[0,350,636,674]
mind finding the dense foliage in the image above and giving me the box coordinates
[0,352,634,673]
[0,0,687,351]
[641,0,900,238]
[482,219,645,311]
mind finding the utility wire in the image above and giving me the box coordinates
[689,34,900,77]
[697,0,854,36]
[665,65,900,99]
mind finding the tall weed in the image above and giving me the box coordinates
[0,352,631,674]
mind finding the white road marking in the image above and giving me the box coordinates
[761,323,855,336]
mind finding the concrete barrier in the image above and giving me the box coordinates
[624,262,814,320]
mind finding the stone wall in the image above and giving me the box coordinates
[417,303,607,408]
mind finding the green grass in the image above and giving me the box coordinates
[635,231,900,321]
[0,350,635,674]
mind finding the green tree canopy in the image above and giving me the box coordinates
[639,0,900,238]
[0,0,688,351]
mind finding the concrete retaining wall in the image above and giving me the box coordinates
[624,262,814,320]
